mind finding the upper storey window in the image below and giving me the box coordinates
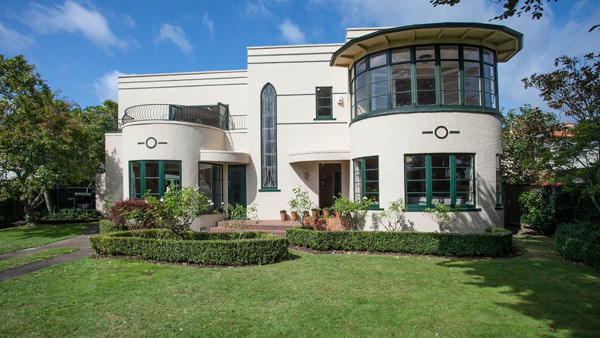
[350,44,498,121]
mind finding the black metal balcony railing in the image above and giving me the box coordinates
[121,103,247,131]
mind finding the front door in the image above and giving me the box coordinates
[228,165,246,207]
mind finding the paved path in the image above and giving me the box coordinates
[0,224,99,282]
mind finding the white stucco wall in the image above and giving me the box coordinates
[96,133,123,211]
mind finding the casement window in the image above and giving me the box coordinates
[353,156,380,208]
[198,163,223,210]
[260,83,278,190]
[130,160,181,198]
[404,154,475,210]
[350,45,498,120]
[496,155,503,207]
[315,87,333,119]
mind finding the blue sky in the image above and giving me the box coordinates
[1,0,599,115]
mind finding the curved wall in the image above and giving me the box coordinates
[350,112,503,232]
[121,121,225,197]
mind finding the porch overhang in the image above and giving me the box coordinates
[199,150,250,164]
[288,150,350,164]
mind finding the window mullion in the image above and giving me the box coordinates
[140,161,146,198]
[459,46,465,107]
[361,158,366,200]
[426,155,432,207]
[410,47,417,107]
[435,46,441,106]
[479,47,484,107]
[158,161,164,197]
[450,155,456,207]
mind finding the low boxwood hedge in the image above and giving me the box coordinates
[286,226,513,257]
[99,220,126,234]
[556,223,600,268]
[89,229,289,266]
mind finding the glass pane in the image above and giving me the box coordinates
[365,157,378,170]
[370,52,387,68]
[355,72,367,90]
[406,155,425,167]
[407,193,427,205]
[464,77,480,91]
[440,46,458,59]
[145,162,159,178]
[485,92,496,108]
[431,193,452,205]
[392,48,410,63]
[416,61,436,79]
[484,78,495,94]
[145,178,160,195]
[316,87,331,98]
[394,77,411,92]
[417,91,436,105]
[131,179,141,196]
[442,91,460,105]
[483,49,494,64]
[392,63,411,79]
[465,91,481,106]
[406,167,426,180]
[407,181,426,192]
[164,162,180,189]
[483,65,495,79]
[356,58,366,73]
[365,170,379,181]
[441,61,459,76]
[464,62,480,77]
[261,84,277,188]
[455,155,473,166]
[198,163,212,196]
[356,85,367,103]
[455,167,473,180]
[365,182,379,193]
[317,107,331,117]
[393,92,412,107]
[317,97,332,107]
[431,168,450,179]
[130,162,141,179]
[371,95,388,111]
[416,46,434,60]
[464,47,480,60]
[431,155,450,167]
[356,100,367,116]
[370,67,387,85]
[456,192,473,205]
[432,180,450,192]
[442,76,460,92]
[456,180,474,192]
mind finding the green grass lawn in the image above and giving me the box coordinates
[0,223,90,254]
[0,248,77,271]
[1,236,598,337]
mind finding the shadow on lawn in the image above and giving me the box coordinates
[437,236,600,338]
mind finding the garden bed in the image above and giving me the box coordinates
[286,226,513,257]
[556,223,600,268]
[89,229,289,266]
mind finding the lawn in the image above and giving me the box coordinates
[0,236,598,337]
[0,223,90,254]
[0,248,77,271]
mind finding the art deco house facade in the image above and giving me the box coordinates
[97,23,523,232]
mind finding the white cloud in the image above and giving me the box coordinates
[203,13,214,38]
[242,0,291,18]
[0,22,33,52]
[279,19,306,44]
[93,70,127,102]
[155,23,192,53]
[22,1,129,50]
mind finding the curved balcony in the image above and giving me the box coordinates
[121,103,246,130]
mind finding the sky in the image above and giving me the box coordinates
[1,0,599,115]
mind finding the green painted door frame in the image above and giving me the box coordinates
[228,165,247,207]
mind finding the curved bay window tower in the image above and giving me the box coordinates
[331,23,522,231]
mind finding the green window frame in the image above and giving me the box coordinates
[496,155,503,208]
[404,154,476,211]
[350,44,499,121]
[129,160,181,199]
[198,163,223,211]
[353,156,380,209]
[260,83,279,191]
[315,87,334,120]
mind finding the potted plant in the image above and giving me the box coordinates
[322,207,331,217]
[290,211,298,221]
[311,207,320,218]
[279,210,287,221]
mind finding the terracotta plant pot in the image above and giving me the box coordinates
[290,211,298,221]
[335,211,342,218]
[311,210,319,218]
[280,212,287,221]
[323,209,331,217]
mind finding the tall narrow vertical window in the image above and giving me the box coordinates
[198,163,223,210]
[129,160,181,198]
[315,87,333,119]
[483,49,497,109]
[391,48,412,107]
[463,47,482,106]
[369,52,389,111]
[261,83,278,190]
[415,46,437,105]
[440,46,460,105]
[353,156,379,208]
[354,58,368,119]
[496,155,503,207]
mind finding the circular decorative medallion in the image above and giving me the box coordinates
[434,126,449,139]
[145,137,158,149]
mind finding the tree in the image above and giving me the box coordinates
[501,105,562,184]
[523,53,600,216]
[431,0,559,21]
[77,100,118,172]
[0,55,97,222]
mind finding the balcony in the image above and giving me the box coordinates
[121,103,246,131]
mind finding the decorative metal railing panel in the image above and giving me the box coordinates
[120,104,246,131]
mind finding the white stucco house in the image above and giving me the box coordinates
[97,22,523,232]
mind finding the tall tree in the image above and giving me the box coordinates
[523,53,600,216]
[502,105,562,185]
[0,55,97,222]
[431,0,559,21]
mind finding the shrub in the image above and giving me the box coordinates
[332,194,373,230]
[46,209,102,220]
[89,229,289,266]
[423,204,458,232]
[519,190,556,236]
[109,199,156,229]
[289,187,315,225]
[556,223,600,268]
[286,227,513,257]
[99,220,126,234]
[374,198,414,231]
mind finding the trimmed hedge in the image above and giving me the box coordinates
[99,220,126,234]
[89,229,289,266]
[286,226,513,257]
[556,223,600,268]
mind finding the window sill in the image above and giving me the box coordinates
[350,106,500,125]
[406,206,481,212]
[258,188,281,192]
[313,117,336,121]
